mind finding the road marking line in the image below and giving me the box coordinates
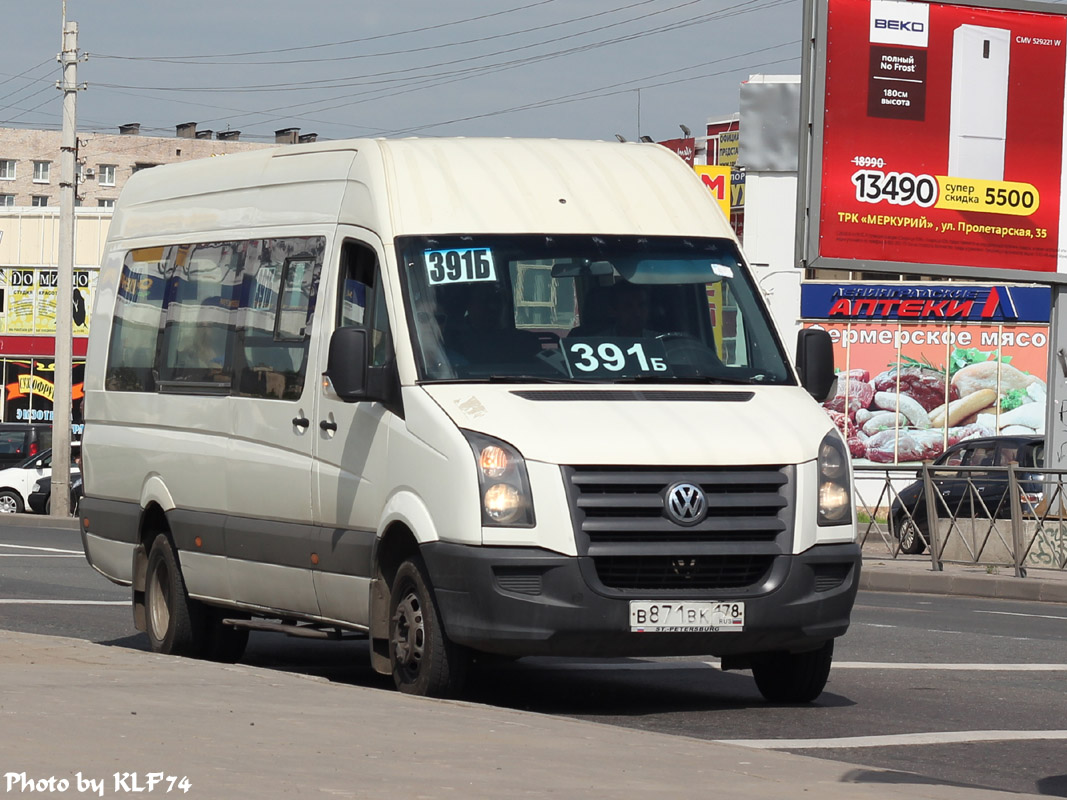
[975,610,1067,622]
[0,543,82,555]
[529,661,1067,671]
[862,623,897,629]
[831,662,1067,670]
[717,730,1067,749]
[0,600,126,605]
[0,554,83,558]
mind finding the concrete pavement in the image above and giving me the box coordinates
[2,514,1064,798]
[0,630,1047,800]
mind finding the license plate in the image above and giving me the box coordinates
[629,601,745,633]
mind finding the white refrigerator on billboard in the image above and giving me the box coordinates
[948,25,1011,180]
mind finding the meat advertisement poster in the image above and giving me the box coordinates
[806,0,1067,278]
[805,283,1051,464]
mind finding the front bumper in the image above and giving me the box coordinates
[421,541,861,657]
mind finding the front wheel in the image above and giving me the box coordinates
[389,556,468,697]
[0,489,23,513]
[144,533,206,657]
[751,640,834,703]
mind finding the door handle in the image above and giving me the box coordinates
[320,419,338,432]
[292,416,310,429]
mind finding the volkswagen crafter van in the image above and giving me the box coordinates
[80,137,859,700]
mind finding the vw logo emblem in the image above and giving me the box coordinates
[666,482,707,526]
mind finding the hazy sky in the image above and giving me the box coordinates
[4,0,802,143]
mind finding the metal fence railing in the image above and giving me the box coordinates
[854,464,1067,577]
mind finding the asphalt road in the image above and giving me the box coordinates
[2,518,1066,796]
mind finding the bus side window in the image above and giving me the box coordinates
[234,237,324,400]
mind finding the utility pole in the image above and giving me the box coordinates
[52,11,79,517]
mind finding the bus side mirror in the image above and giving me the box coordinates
[325,326,368,402]
[796,328,836,402]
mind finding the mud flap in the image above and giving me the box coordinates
[132,543,148,632]
[369,573,391,675]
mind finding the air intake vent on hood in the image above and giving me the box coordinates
[510,390,754,402]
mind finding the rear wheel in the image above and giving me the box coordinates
[389,556,468,697]
[0,489,23,514]
[752,640,834,703]
[144,533,206,657]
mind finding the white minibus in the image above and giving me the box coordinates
[81,137,858,700]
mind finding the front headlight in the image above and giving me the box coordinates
[463,431,535,527]
[817,431,852,526]
[31,480,42,493]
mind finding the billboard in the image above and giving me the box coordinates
[805,283,1050,463]
[659,137,696,165]
[799,0,1067,281]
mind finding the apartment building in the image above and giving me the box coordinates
[0,123,309,425]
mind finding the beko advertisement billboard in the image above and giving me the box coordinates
[799,0,1067,281]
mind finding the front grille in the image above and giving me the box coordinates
[594,554,774,590]
[570,466,789,544]
[566,465,794,592]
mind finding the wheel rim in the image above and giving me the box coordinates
[900,522,916,551]
[0,495,17,513]
[147,560,171,642]
[392,589,425,680]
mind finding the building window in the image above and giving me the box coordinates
[32,161,50,183]
[0,160,14,180]
[99,164,116,186]
[31,196,47,207]
[97,198,115,208]
[0,195,14,207]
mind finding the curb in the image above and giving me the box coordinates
[860,563,1067,604]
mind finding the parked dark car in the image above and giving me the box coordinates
[890,435,1044,555]
[28,471,82,516]
[0,423,52,469]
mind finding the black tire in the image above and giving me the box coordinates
[752,640,835,704]
[44,496,51,515]
[0,489,23,514]
[896,514,928,555]
[389,556,468,697]
[144,533,207,657]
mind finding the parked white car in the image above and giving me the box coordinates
[0,449,55,513]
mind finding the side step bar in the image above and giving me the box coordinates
[222,618,366,640]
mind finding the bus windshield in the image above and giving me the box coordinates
[396,234,794,385]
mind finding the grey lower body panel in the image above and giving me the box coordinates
[79,496,375,625]
[421,541,861,658]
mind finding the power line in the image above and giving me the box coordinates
[383,43,800,136]
[90,0,564,61]
[92,0,770,96]
[92,0,667,68]
[179,0,792,132]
